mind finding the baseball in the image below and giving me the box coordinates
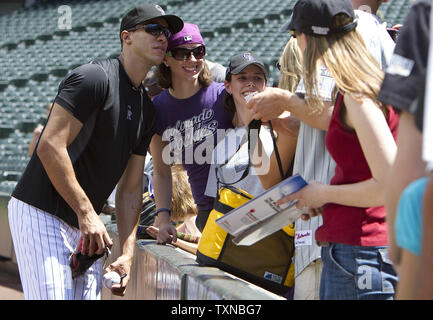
[103,271,121,289]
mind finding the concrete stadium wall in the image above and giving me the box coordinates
[102,223,284,300]
[0,196,283,300]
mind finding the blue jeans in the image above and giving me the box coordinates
[319,243,398,300]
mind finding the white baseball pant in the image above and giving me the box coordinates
[8,197,102,300]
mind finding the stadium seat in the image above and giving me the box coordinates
[0,0,412,194]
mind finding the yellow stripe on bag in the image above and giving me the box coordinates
[282,224,295,237]
[284,262,295,287]
[198,187,295,262]
[198,209,229,260]
[198,187,252,260]
[219,187,252,208]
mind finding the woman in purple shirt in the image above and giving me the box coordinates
[149,23,233,243]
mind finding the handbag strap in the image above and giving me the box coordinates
[215,119,260,189]
[267,120,285,181]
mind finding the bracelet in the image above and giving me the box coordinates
[155,208,171,216]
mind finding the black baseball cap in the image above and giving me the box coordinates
[120,4,183,35]
[281,0,357,36]
[226,52,268,79]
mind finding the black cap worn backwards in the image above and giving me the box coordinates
[281,0,357,36]
[226,52,268,79]
[120,3,183,35]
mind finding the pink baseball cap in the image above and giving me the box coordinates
[167,22,205,50]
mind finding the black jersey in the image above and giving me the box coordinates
[12,58,156,228]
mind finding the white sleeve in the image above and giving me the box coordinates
[295,66,335,102]
[355,10,395,70]
[378,22,396,69]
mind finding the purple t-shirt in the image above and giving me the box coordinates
[153,82,234,211]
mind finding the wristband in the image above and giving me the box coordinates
[155,208,171,216]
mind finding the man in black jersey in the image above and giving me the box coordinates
[8,4,183,300]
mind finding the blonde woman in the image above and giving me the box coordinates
[170,164,200,237]
[145,164,201,254]
[272,0,398,300]
[277,37,303,93]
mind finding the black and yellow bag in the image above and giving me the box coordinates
[196,120,295,296]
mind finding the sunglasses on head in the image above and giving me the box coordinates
[166,45,206,61]
[127,23,172,39]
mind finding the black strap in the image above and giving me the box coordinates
[222,185,253,200]
[268,120,285,181]
[215,119,261,191]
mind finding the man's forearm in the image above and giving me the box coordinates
[36,104,111,255]
[115,188,142,259]
[35,103,97,220]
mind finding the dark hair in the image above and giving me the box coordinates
[155,59,213,89]
[120,31,125,50]
[222,73,236,112]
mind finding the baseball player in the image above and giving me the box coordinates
[8,4,183,300]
